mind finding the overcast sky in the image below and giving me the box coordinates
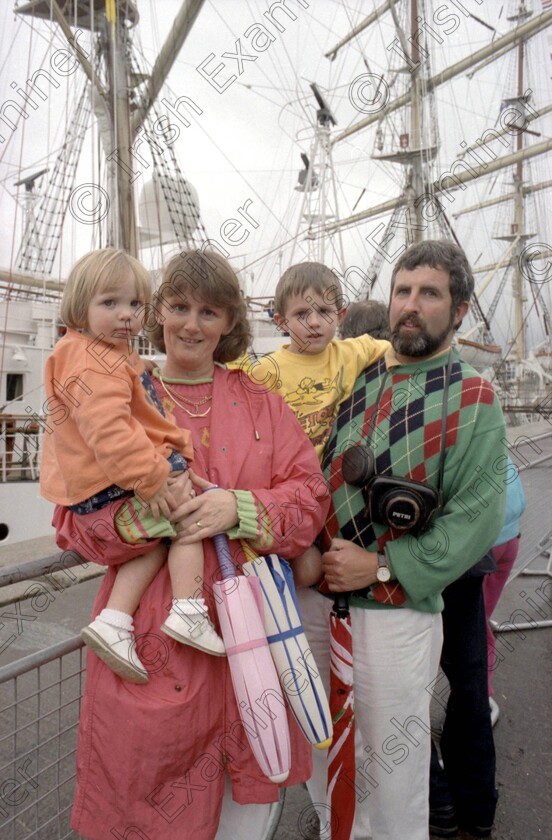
[1,0,551,350]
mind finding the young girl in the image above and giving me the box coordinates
[40,248,225,684]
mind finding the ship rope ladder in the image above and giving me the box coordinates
[144,105,209,250]
[15,80,92,276]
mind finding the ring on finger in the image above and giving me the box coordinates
[195,521,202,528]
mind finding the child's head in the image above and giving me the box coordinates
[273,262,345,355]
[61,248,152,330]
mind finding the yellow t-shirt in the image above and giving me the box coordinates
[249,336,389,459]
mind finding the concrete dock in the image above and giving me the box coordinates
[0,424,550,838]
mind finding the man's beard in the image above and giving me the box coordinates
[391,314,454,357]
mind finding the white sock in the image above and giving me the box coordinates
[171,598,208,616]
[97,608,134,631]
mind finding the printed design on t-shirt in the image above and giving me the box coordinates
[303,398,340,449]
[279,370,343,452]
[284,371,341,416]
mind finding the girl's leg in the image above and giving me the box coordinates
[106,543,167,613]
[161,541,225,656]
[82,543,167,684]
[168,540,204,598]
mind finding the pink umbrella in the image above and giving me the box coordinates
[212,530,291,783]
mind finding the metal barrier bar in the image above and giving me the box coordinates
[0,633,85,839]
[0,556,89,590]
[0,554,290,840]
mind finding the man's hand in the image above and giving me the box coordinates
[322,538,378,591]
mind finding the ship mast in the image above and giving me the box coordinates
[290,83,346,272]
[511,3,530,363]
[409,0,425,242]
[13,0,206,272]
[109,6,137,255]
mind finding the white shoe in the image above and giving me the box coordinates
[81,619,149,684]
[161,608,226,656]
[489,696,500,727]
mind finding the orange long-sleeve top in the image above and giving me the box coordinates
[40,329,193,506]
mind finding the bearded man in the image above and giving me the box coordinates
[298,240,506,840]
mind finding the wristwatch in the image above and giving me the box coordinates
[376,552,391,583]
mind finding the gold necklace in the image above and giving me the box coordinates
[157,373,213,417]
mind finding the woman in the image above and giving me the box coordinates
[57,250,329,840]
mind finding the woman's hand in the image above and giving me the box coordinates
[170,470,239,543]
[321,538,378,591]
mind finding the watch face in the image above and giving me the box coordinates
[377,565,391,583]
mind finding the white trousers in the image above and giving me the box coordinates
[298,587,443,840]
[214,775,274,840]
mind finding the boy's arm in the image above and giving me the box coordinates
[340,334,390,379]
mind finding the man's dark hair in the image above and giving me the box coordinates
[390,240,474,312]
[340,300,390,340]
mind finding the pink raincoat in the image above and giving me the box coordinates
[62,367,329,840]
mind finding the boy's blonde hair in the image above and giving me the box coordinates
[61,248,152,330]
[274,262,343,316]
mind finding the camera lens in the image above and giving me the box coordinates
[342,446,375,487]
[381,490,421,530]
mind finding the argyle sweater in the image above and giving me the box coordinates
[321,349,507,613]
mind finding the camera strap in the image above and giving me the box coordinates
[363,348,454,497]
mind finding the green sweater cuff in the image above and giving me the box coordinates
[227,490,259,540]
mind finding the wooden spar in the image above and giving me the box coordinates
[45,1,108,106]
[324,0,399,60]
[131,0,206,135]
[0,268,64,293]
[325,137,552,233]
[332,9,552,146]
[472,248,552,276]
[453,178,552,219]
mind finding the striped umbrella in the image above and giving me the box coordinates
[241,550,333,750]
[327,593,355,840]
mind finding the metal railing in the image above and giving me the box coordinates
[0,554,286,840]
[0,415,41,482]
[0,637,85,840]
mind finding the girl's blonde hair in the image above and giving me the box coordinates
[150,250,251,363]
[60,248,152,330]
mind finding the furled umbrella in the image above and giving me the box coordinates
[327,593,355,840]
[241,549,333,750]
[211,530,291,783]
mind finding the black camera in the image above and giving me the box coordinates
[340,350,453,535]
[368,474,441,534]
[341,445,441,534]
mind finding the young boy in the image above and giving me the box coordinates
[251,262,389,584]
